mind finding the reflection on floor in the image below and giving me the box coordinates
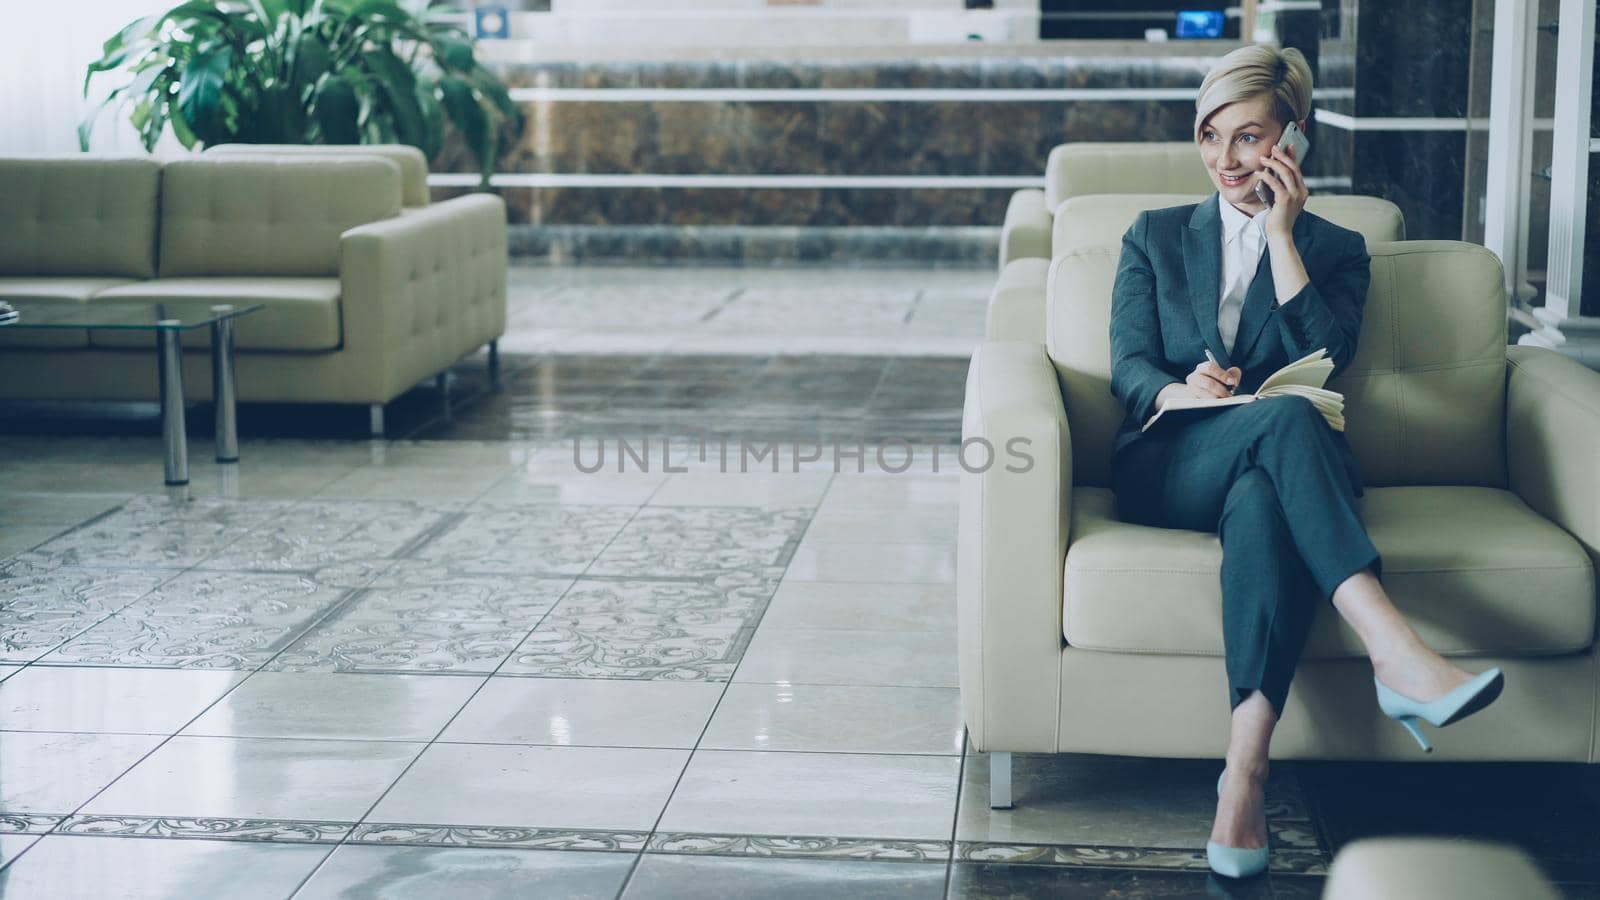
[0,266,1595,899]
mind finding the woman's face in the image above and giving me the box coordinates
[1197,94,1283,214]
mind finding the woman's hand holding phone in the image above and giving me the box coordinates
[1259,136,1309,241]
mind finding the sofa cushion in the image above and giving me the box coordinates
[158,157,401,278]
[89,278,342,351]
[0,158,161,278]
[1062,486,1595,659]
[206,144,431,208]
[0,277,139,349]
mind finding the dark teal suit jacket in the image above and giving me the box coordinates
[1107,193,1373,463]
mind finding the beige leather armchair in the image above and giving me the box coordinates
[989,192,1407,341]
[1001,143,1212,271]
[0,154,506,434]
[960,239,1600,808]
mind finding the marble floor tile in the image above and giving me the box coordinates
[956,754,1313,851]
[0,833,40,867]
[735,628,958,688]
[267,618,533,675]
[647,473,833,508]
[177,463,362,501]
[24,495,289,570]
[365,743,689,832]
[413,505,637,575]
[0,565,171,663]
[701,684,964,756]
[0,731,164,814]
[440,677,723,748]
[0,526,68,560]
[478,469,668,506]
[783,543,956,584]
[336,575,572,624]
[183,672,483,741]
[948,862,1281,899]
[623,854,947,900]
[658,750,960,842]
[0,492,128,527]
[295,845,635,900]
[0,835,329,900]
[819,476,960,511]
[759,581,955,632]
[802,506,957,544]
[197,499,453,572]
[500,574,776,681]
[81,736,422,821]
[0,666,244,734]
[313,463,511,504]
[587,507,812,577]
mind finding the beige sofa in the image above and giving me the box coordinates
[959,238,1600,808]
[1324,839,1560,900]
[1001,142,1213,270]
[0,153,506,434]
[989,192,1407,341]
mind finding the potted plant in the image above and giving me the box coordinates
[80,0,523,186]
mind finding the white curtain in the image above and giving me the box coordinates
[0,1,188,155]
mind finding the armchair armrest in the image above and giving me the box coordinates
[1506,345,1600,557]
[958,340,1071,753]
[987,258,1049,342]
[339,193,508,397]
[1000,189,1052,270]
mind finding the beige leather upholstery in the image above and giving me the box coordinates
[999,189,1051,271]
[206,144,432,208]
[1044,142,1213,212]
[989,194,1407,343]
[91,278,343,351]
[0,158,161,279]
[159,158,401,277]
[960,238,1600,764]
[1064,485,1594,658]
[0,155,508,407]
[1324,839,1560,900]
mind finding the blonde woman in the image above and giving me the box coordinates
[1106,45,1505,879]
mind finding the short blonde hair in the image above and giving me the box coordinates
[1193,45,1313,139]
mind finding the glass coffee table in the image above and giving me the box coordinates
[2,301,264,485]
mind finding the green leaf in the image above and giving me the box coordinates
[413,79,444,158]
[439,75,492,183]
[291,31,333,93]
[176,44,231,140]
[313,73,361,143]
[83,16,157,94]
[431,34,475,72]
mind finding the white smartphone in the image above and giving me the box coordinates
[1255,121,1310,207]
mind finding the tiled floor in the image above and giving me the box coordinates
[0,265,1596,899]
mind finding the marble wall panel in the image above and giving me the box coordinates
[897,103,981,177]
[895,188,1009,228]
[1354,0,1473,116]
[568,102,658,173]
[733,189,820,228]
[811,189,901,228]
[743,103,823,175]
[817,103,901,175]
[655,103,750,175]
[1586,171,1600,317]
[1353,131,1467,240]
[979,102,1052,177]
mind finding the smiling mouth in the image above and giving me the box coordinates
[1220,172,1250,187]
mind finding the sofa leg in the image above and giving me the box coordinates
[369,404,385,438]
[487,339,501,390]
[989,752,1014,809]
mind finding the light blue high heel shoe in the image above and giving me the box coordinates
[1206,769,1269,879]
[1374,667,1505,753]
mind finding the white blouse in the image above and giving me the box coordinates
[1217,199,1268,355]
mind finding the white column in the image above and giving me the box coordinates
[1533,0,1595,326]
[1483,0,1539,314]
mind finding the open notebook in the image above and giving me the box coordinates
[1141,348,1345,432]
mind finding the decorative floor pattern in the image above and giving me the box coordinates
[0,265,1595,899]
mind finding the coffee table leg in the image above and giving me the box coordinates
[157,324,189,485]
[211,307,238,463]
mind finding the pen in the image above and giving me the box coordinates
[1204,349,1237,395]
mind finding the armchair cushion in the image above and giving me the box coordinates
[1062,485,1594,658]
[90,278,342,351]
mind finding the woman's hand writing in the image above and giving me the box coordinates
[1158,361,1241,407]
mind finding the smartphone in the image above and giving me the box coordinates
[1255,121,1310,207]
